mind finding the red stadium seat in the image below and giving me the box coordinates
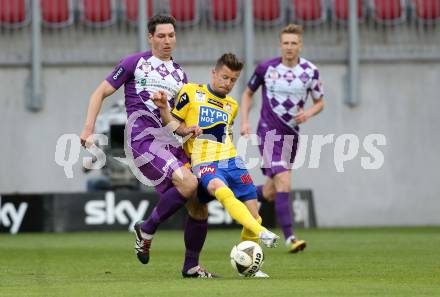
[253,0,282,21]
[0,0,29,27]
[253,0,285,25]
[332,0,365,22]
[290,0,326,24]
[411,0,440,22]
[41,0,74,27]
[169,0,199,24]
[81,0,116,26]
[124,0,154,24]
[372,0,405,24]
[211,0,241,23]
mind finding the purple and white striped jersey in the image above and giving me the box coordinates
[247,56,324,132]
[105,50,187,126]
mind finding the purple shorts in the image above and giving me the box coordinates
[128,116,190,194]
[257,121,299,178]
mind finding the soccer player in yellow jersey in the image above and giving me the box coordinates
[152,54,280,261]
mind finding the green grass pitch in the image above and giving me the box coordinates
[1,227,439,297]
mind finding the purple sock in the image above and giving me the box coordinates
[141,187,187,235]
[256,185,264,202]
[182,216,208,273]
[275,192,293,240]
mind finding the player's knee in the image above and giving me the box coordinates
[173,169,198,198]
[274,174,291,193]
[266,191,276,202]
[263,186,277,202]
[207,178,225,196]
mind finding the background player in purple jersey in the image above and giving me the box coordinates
[80,14,216,278]
[240,24,324,253]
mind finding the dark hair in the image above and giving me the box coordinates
[279,24,303,40]
[148,14,176,34]
[215,53,244,71]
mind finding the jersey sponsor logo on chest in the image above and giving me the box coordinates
[199,106,228,127]
[208,98,223,108]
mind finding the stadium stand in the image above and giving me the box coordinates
[2,1,440,28]
[210,0,241,24]
[41,0,74,27]
[168,0,200,26]
[0,0,30,28]
[289,0,326,25]
[411,0,440,23]
[332,0,366,22]
[123,0,154,25]
[371,0,406,24]
[1,0,439,66]
[253,0,285,25]
[80,0,116,27]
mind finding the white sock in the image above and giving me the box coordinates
[285,235,296,246]
[186,265,200,274]
[140,230,153,240]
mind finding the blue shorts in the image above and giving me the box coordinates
[194,157,257,204]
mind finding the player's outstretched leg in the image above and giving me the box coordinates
[240,215,271,277]
[133,165,198,264]
[133,187,187,264]
[213,185,279,247]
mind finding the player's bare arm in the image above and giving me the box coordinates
[294,97,324,124]
[151,90,202,138]
[240,87,255,136]
[80,80,117,147]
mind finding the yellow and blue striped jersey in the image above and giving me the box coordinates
[171,83,238,166]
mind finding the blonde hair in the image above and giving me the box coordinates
[279,24,303,40]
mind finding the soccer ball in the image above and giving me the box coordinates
[230,241,264,276]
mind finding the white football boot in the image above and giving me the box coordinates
[259,230,280,248]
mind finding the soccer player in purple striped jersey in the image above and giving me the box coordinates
[240,24,324,253]
[80,14,216,278]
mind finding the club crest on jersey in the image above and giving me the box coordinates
[199,106,228,127]
[141,61,152,74]
[270,69,280,80]
[195,90,206,103]
[225,103,232,113]
[199,166,216,176]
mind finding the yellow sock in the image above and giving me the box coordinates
[214,187,266,235]
[241,216,262,243]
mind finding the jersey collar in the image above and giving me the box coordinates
[207,84,226,99]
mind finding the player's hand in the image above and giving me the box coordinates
[151,90,168,109]
[294,108,310,125]
[185,125,203,138]
[240,121,251,137]
[80,127,94,148]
